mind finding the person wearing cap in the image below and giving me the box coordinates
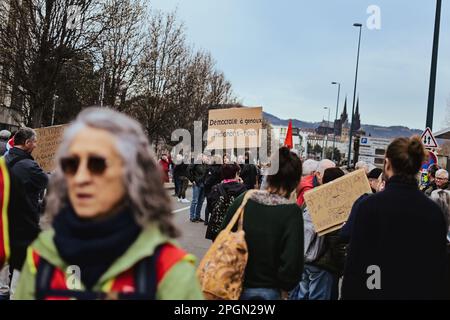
[367,168,383,193]
[0,130,11,156]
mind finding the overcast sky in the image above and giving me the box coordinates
[150,0,450,130]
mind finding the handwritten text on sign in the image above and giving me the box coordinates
[32,125,68,172]
[206,107,263,150]
[304,169,372,236]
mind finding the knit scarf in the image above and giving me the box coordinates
[53,205,141,290]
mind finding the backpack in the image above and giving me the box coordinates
[205,184,236,241]
[197,190,256,300]
[303,208,326,263]
[34,246,163,300]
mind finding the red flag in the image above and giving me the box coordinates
[284,120,293,149]
[6,137,13,151]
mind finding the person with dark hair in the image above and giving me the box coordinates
[290,167,347,300]
[240,152,258,190]
[220,147,304,300]
[14,108,203,300]
[4,127,48,298]
[173,154,190,203]
[367,167,383,193]
[204,155,224,225]
[342,136,448,299]
[187,154,208,223]
[205,163,247,241]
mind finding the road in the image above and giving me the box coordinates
[169,187,211,264]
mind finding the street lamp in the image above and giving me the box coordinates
[323,107,331,159]
[331,81,341,161]
[51,94,59,126]
[347,23,363,169]
[100,73,106,107]
[426,0,442,130]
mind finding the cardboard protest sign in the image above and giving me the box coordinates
[303,169,372,236]
[32,124,68,173]
[206,107,263,150]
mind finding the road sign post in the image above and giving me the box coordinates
[420,128,439,188]
[421,127,439,149]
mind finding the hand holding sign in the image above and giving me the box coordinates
[304,169,372,236]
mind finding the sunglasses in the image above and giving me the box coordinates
[60,155,108,176]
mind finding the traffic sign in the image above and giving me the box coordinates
[421,127,438,149]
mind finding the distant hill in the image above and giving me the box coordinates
[263,112,317,129]
[264,112,422,139]
[361,125,422,139]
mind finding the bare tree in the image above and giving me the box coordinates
[128,10,188,143]
[0,3,237,135]
[0,0,108,127]
[95,0,146,110]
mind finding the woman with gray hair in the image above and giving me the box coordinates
[430,189,450,242]
[15,107,203,300]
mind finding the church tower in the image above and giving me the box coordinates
[352,96,361,131]
[334,96,348,136]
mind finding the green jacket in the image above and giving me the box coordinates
[220,191,304,291]
[14,224,204,300]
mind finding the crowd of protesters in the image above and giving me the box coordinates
[0,107,449,300]
[163,136,450,300]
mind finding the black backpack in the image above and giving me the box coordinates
[35,246,163,300]
[205,184,236,241]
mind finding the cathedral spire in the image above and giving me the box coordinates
[341,96,348,120]
[355,95,360,116]
[352,95,361,131]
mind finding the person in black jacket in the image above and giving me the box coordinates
[240,152,258,190]
[173,154,190,203]
[342,136,448,300]
[205,163,246,240]
[204,155,224,225]
[5,127,48,296]
[422,163,440,196]
[187,154,208,223]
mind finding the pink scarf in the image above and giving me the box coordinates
[222,179,239,184]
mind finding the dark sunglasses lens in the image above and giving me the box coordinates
[61,157,80,175]
[88,156,107,175]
